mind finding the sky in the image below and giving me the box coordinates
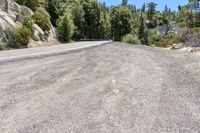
[98,0,189,11]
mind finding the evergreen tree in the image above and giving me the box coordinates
[162,5,170,26]
[16,0,44,11]
[71,2,84,40]
[133,5,137,12]
[189,0,200,27]
[144,31,149,45]
[82,0,101,39]
[110,6,132,41]
[189,0,200,9]
[122,0,128,6]
[45,0,62,26]
[141,3,146,12]
[164,5,169,14]
[57,10,74,42]
[138,15,145,41]
[147,2,157,27]
[100,10,111,39]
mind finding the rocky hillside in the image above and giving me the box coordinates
[0,0,58,49]
[184,31,200,47]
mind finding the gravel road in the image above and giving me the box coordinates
[0,42,200,133]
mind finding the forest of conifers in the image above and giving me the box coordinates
[14,0,200,46]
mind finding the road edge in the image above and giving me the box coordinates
[0,41,111,64]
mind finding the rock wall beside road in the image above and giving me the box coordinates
[184,31,200,47]
[0,0,58,48]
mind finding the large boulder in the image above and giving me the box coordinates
[0,11,16,46]
[32,24,46,42]
[171,43,184,49]
[15,14,24,22]
[10,2,21,13]
[189,47,200,52]
[157,24,168,36]
[15,21,22,28]
[0,0,9,12]
[0,25,4,39]
[0,0,57,48]
[0,0,15,13]
[33,24,44,35]
[7,13,16,21]
[32,30,40,41]
[184,32,200,47]
[0,12,15,31]
[20,5,33,16]
[0,1,21,21]
[49,25,57,38]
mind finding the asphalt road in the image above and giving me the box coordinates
[0,41,110,62]
[0,42,200,133]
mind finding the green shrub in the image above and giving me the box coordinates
[14,26,32,47]
[15,0,25,5]
[22,16,34,31]
[149,33,184,47]
[149,35,162,46]
[0,43,4,51]
[122,34,141,44]
[193,27,200,33]
[32,8,51,31]
[166,33,184,43]
[4,28,16,48]
[16,0,44,11]
[148,29,158,37]
[179,21,187,27]
[57,10,74,42]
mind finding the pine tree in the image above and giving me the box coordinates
[57,10,74,42]
[147,2,157,26]
[189,0,200,27]
[45,0,62,26]
[133,5,137,12]
[164,5,169,13]
[144,31,149,45]
[138,15,145,41]
[141,3,146,12]
[122,0,128,6]
[82,0,101,39]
